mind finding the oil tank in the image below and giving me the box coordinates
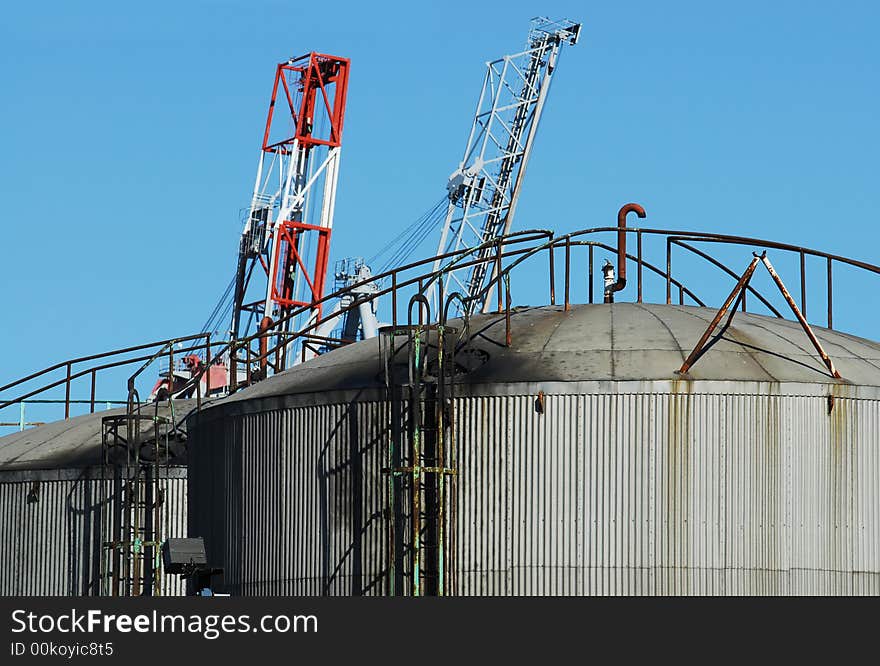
[0,403,191,596]
[188,303,880,595]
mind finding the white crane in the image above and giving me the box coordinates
[431,17,580,314]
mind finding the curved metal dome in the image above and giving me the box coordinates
[0,400,200,472]
[208,303,880,411]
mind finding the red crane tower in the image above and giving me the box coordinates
[230,52,350,371]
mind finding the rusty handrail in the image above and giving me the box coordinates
[0,336,225,419]
[0,332,211,394]
[668,239,784,318]
[5,219,880,427]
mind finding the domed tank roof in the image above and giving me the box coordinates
[214,303,880,406]
[0,400,203,472]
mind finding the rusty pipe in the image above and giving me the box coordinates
[606,203,646,302]
[258,316,273,375]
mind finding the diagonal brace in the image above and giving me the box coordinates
[679,254,761,374]
[759,254,842,379]
[679,251,843,380]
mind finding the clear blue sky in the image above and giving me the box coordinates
[1,1,879,403]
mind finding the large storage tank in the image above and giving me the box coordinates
[188,303,880,595]
[0,403,190,596]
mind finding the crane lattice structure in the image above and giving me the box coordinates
[230,52,350,370]
[431,17,580,314]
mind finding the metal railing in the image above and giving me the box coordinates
[3,221,879,429]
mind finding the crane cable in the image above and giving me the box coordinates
[193,196,449,354]
[368,196,449,276]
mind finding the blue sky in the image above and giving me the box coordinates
[1,1,879,412]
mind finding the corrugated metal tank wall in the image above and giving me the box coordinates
[190,404,388,595]
[189,385,880,596]
[0,469,187,596]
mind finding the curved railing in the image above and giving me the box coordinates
[3,220,879,429]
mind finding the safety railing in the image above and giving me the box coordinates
[4,213,880,430]
[0,333,227,430]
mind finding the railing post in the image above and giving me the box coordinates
[637,230,643,303]
[505,274,512,347]
[247,342,252,385]
[90,370,96,414]
[64,363,71,419]
[168,347,174,404]
[666,239,672,305]
[496,240,503,313]
[564,236,571,311]
[392,272,398,328]
[205,333,212,396]
[800,251,807,319]
[19,402,25,431]
[827,257,833,329]
[588,244,593,305]
[549,245,556,306]
[230,340,238,393]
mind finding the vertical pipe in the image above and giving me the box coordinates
[548,245,556,305]
[609,203,646,298]
[827,257,833,329]
[666,240,673,305]
[19,402,25,432]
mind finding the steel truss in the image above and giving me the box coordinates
[231,52,350,369]
[431,18,580,314]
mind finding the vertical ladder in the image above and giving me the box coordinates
[380,295,463,596]
[100,407,170,596]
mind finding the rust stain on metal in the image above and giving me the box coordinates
[826,383,848,570]
[534,391,545,415]
[666,378,693,585]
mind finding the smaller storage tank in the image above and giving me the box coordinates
[0,402,191,596]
